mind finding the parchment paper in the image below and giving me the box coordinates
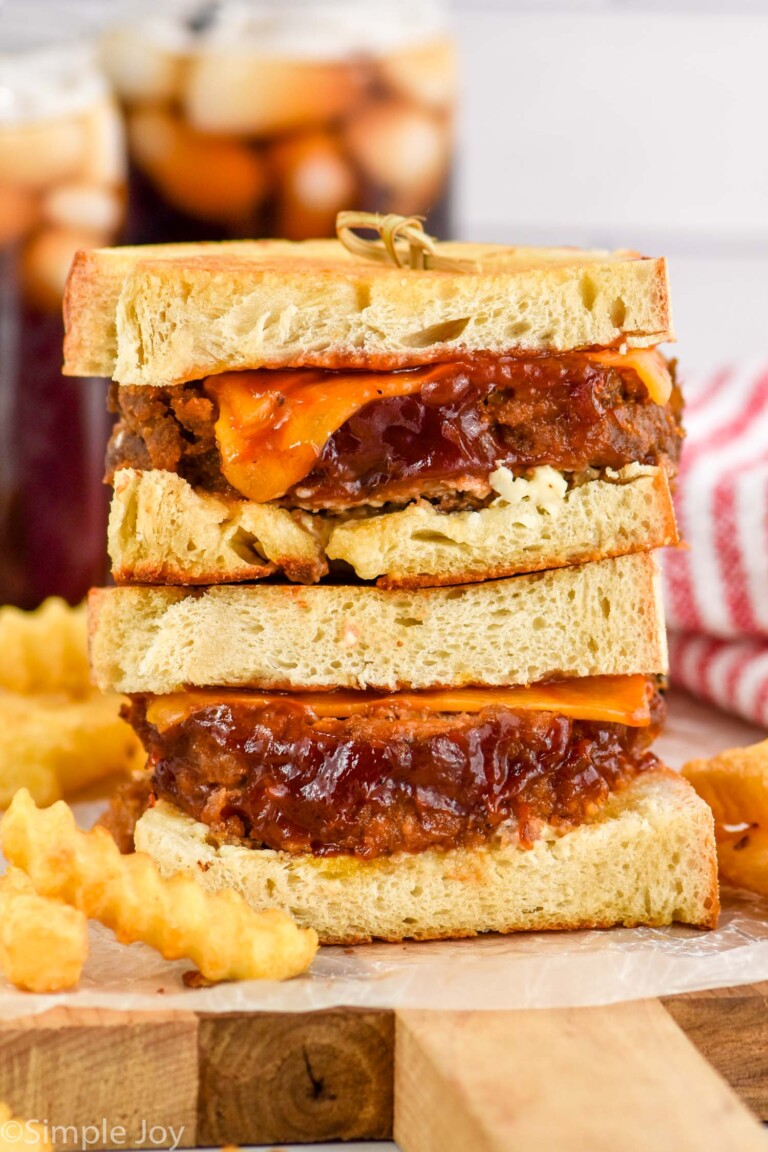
[1,691,766,1019]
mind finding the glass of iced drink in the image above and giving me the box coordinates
[0,45,126,608]
[103,0,456,243]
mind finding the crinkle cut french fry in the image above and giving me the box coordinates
[682,739,768,827]
[2,790,318,983]
[0,598,90,697]
[683,739,768,897]
[716,826,768,897]
[0,596,143,807]
[0,868,88,993]
[0,693,144,808]
[0,1101,52,1150]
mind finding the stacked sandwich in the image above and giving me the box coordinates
[64,224,718,943]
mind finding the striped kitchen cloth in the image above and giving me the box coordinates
[662,359,768,728]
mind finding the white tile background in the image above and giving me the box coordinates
[452,3,768,374]
[455,8,768,245]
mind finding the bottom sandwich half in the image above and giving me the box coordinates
[91,560,718,942]
[106,677,718,944]
[134,772,717,945]
[135,774,718,944]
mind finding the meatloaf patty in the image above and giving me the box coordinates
[107,354,683,512]
[125,688,665,859]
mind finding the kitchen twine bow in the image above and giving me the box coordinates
[336,211,477,273]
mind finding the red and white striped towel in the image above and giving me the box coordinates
[662,360,768,728]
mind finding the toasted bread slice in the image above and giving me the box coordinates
[88,552,667,694]
[328,465,678,587]
[134,771,719,943]
[108,468,331,586]
[63,239,673,385]
[108,464,678,589]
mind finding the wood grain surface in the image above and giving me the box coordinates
[0,1008,199,1149]
[1,987,767,1148]
[0,1006,393,1149]
[196,1008,393,1146]
[395,1001,768,1152]
[662,981,768,1117]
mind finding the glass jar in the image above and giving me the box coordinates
[102,0,456,244]
[0,43,126,608]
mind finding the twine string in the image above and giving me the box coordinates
[336,211,476,273]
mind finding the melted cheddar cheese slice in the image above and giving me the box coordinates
[145,675,654,733]
[206,351,672,504]
[206,363,457,504]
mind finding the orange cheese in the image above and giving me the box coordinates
[586,348,672,405]
[206,363,457,504]
[145,675,654,733]
[206,350,672,504]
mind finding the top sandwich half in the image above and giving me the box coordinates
[63,236,681,589]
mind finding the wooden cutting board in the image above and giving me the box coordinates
[2,693,767,1150]
[1,984,768,1150]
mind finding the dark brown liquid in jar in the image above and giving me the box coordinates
[0,54,126,608]
[104,10,456,243]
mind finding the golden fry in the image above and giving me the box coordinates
[0,692,143,808]
[716,826,768,897]
[2,790,318,983]
[0,1102,51,1151]
[0,868,88,993]
[683,740,768,896]
[0,598,90,697]
[682,739,768,827]
[0,597,143,806]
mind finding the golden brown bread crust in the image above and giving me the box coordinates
[112,513,678,590]
[63,239,674,384]
[368,469,679,588]
[112,557,271,584]
[111,557,327,585]
[378,537,675,589]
